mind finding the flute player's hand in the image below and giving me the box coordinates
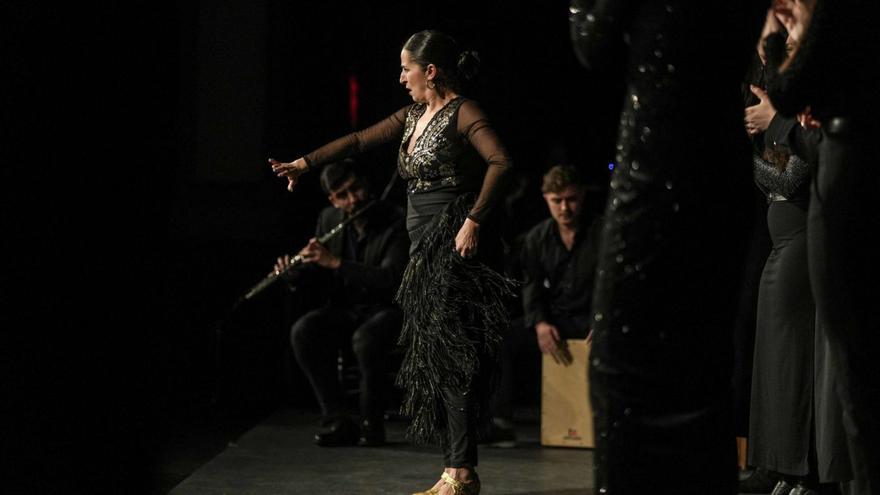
[274,255,293,275]
[299,238,341,270]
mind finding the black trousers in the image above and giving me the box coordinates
[439,382,478,468]
[808,124,880,494]
[290,305,401,421]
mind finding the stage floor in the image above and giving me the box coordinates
[167,407,593,494]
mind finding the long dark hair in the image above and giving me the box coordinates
[402,30,480,94]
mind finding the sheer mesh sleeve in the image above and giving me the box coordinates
[302,106,410,169]
[457,100,512,224]
[752,152,810,199]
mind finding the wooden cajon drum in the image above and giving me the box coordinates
[540,339,594,448]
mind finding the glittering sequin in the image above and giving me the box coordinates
[398,98,467,193]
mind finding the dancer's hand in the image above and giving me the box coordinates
[773,0,815,48]
[270,158,309,191]
[454,218,480,259]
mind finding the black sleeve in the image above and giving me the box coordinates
[764,114,798,150]
[302,106,409,170]
[335,224,409,291]
[457,100,513,225]
[764,113,820,166]
[790,126,821,167]
[520,230,549,328]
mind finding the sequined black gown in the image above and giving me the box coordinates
[570,1,764,493]
[302,97,513,467]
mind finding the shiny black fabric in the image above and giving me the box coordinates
[570,1,764,493]
[753,154,811,201]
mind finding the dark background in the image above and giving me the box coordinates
[5,1,624,492]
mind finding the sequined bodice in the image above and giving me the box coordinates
[397,98,469,194]
[302,96,510,224]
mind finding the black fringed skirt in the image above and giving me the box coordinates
[395,191,515,445]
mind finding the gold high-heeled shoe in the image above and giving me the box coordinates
[440,471,481,495]
[411,481,441,495]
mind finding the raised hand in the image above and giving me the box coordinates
[757,8,783,64]
[772,0,815,46]
[269,157,309,191]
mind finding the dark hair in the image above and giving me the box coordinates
[742,52,766,109]
[402,30,480,93]
[319,158,361,194]
[541,165,585,194]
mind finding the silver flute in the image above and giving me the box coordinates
[241,199,377,301]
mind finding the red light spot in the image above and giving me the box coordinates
[349,75,359,129]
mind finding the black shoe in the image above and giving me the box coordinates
[314,417,358,447]
[739,467,781,494]
[480,418,517,448]
[357,418,385,447]
[789,482,821,495]
[770,480,796,495]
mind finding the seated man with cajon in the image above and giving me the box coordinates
[485,164,602,446]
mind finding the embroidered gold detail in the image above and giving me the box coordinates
[398,98,467,193]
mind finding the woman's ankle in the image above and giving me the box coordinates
[447,467,475,481]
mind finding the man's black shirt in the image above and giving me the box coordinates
[296,201,409,311]
[519,214,602,333]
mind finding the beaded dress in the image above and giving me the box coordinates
[303,97,514,450]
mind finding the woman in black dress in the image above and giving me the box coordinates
[272,30,512,495]
[761,1,880,492]
[747,111,823,495]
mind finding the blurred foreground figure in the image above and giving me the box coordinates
[569,1,764,493]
